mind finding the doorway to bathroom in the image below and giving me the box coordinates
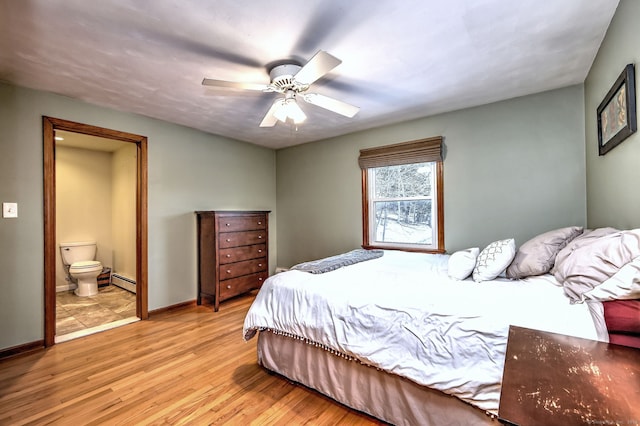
[43,117,148,347]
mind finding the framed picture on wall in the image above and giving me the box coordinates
[597,63,637,156]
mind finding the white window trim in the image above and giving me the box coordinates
[366,165,439,251]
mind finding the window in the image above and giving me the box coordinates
[359,137,444,253]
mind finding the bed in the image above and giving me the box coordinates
[243,227,640,425]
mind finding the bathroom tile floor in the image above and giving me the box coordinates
[56,285,137,336]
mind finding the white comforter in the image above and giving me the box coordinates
[243,250,599,413]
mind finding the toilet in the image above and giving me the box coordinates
[60,241,103,297]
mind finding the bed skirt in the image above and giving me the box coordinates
[257,330,496,426]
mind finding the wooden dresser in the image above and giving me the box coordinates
[195,210,270,311]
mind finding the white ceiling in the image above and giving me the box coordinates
[0,0,619,149]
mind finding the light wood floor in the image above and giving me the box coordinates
[0,294,383,425]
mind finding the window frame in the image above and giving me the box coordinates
[360,137,445,253]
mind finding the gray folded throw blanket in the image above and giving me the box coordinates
[290,249,384,274]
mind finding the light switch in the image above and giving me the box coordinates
[3,202,18,218]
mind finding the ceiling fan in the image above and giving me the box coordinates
[202,50,359,127]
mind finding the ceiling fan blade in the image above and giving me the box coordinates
[302,93,359,118]
[293,6,350,53]
[259,100,282,127]
[293,50,342,86]
[202,78,270,91]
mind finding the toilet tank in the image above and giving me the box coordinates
[60,241,97,265]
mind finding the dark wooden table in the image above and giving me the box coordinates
[499,325,640,426]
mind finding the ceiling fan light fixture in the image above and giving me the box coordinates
[273,96,306,124]
[273,100,288,123]
[285,99,306,124]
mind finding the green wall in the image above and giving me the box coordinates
[276,85,587,268]
[585,0,640,229]
[0,83,276,350]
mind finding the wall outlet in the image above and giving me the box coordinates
[2,202,18,218]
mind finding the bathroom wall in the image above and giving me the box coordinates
[55,146,114,289]
[111,143,137,280]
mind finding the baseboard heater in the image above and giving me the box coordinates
[112,273,136,294]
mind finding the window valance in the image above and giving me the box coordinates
[358,136,443,169]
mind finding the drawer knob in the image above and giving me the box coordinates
[226,238,231,242]
[258,277,263,281]
[226,254,231,258]
[258,249,263,253]
[225,223,230,227]
[226,285,231,289]
[226,270,231,274]
[258,235,263,239]
[258,263,263,267]
[258,221,262,225]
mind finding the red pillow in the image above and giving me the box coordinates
[603,299,640,334]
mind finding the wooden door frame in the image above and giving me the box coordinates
[43,116,148,347]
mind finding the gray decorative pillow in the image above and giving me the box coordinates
[551,227,619,275]
[473,239,516,282]
[584,256,640,302]
[505,226,583,279]
[448,248,480,280]
[554,229,640,303]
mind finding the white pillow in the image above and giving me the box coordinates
[473,238,516,282]
[448,248,480,280]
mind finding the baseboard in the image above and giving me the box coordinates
[56,282,76,292]
[149,300,196,316]
[0,339,45,360]
[112,273,136,293]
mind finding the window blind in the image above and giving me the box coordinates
[358,136,442,169]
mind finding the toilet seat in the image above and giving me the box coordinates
[70,260,102,271]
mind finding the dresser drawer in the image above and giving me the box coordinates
[219,230,266,248]
[217,214,266,232]
[219,272,267,300]
[219,257,267,279]
[219,244,266,264]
